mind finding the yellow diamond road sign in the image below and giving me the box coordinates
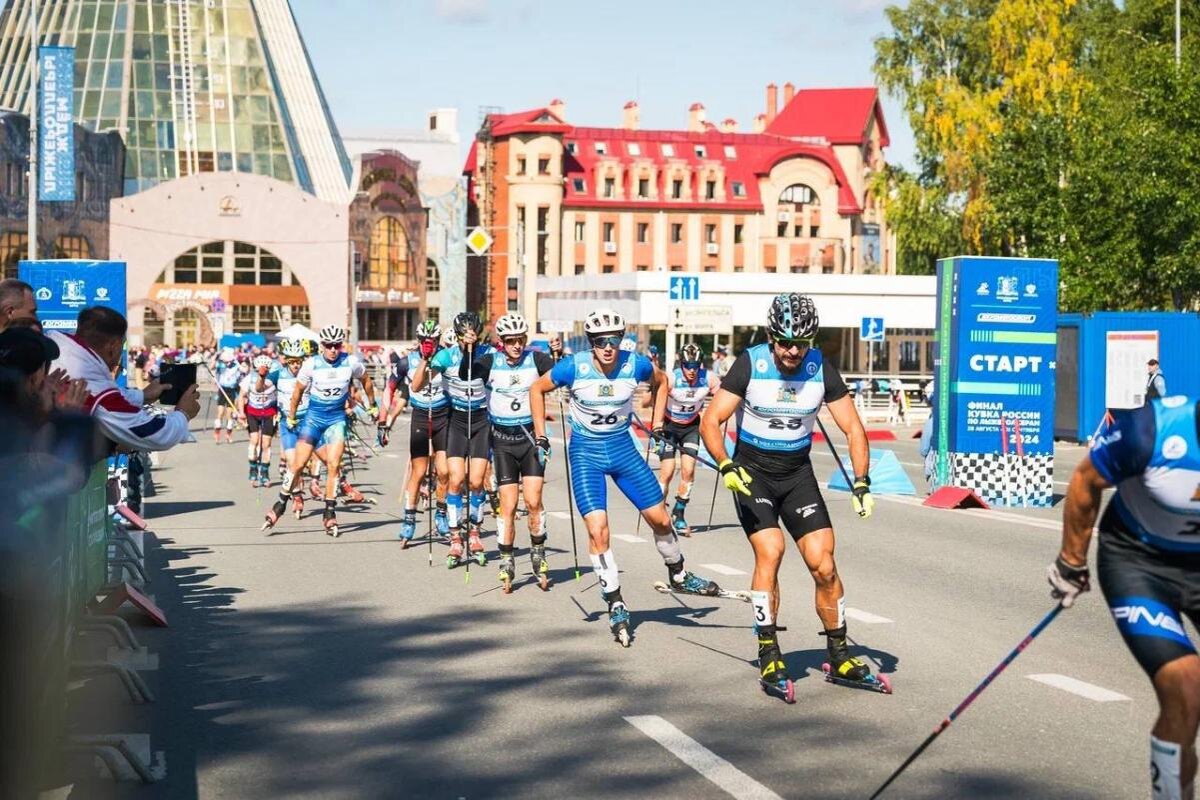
[466,227,493,256]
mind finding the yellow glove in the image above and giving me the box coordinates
[851,477,874,519]
[286,415,299,431]
[718,459,753,496]
[368,404,379,417]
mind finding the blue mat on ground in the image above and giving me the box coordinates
[826,448,916,496]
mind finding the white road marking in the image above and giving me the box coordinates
[1026,674,1130,702]
[383,453,401,459]
[547,511,571,520]
[845,608,893,624]
[699,563,747,576]
[613,533,647,544]
[624,715,784,800]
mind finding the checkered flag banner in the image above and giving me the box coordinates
[950,451,1055,508]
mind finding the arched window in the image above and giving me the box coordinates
[778,183,820,238]
[368,217,409,289]
[426,258,440,292]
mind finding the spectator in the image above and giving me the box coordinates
[0,279,37,332]
[49,307,200,451]
[548,334,565,362]
[1145,358,1166,402]
[713,345,734,380]
[0,327,89,424]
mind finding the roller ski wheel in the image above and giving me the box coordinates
[609,602,631,648]
[498,556,515,594]
[760,677,796,704]
[530,545,551,591]
[468,532,486,566]
[446,534,464,569]
[652,580,750,602]
[262,499,287,535]
[820,662,892,694]
[323,509,340,538]
[756,630,795,704]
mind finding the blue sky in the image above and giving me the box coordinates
[290,0,916,168]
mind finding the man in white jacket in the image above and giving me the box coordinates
[50,307,200,451]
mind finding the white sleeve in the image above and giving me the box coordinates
[296,359,314,386]
[121,387,145,406]
[90,389,193,451]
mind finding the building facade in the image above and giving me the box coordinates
[0,111,125,275]
[349,149,427,341]
[0,0,354,346]
[465,86,893,326]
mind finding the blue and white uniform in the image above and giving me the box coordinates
[464,348,554,485]
[548,350,661,516]
[1089,396,1200,677]
[294,352,365,446]
[661,366,713,460]
[215,360,243,406]
[276,366,309,451]
[406,350,450,459]
[430,345,489,459]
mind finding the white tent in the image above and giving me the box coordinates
[273,323,320,342]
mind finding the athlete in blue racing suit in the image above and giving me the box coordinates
[1049,396,1200,799]
[529,307,719,646]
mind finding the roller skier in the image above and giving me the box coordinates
[654,343,720,537]
[393,320,451,546]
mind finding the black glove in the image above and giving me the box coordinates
[1047,555,1090,608]
[650,426,668,455]
[376,423,390,448]
[535,435,551,467]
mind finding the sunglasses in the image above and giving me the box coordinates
[681,361,701,369]
[322,342,343,349]
[774,337,813,351]
[590,335,623,349]
[501,336,526,346]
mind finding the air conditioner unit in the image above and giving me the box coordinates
[604,241,617,254]
[705,243,719,255]
[777,211,791,222]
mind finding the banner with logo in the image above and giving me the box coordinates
[38,46,75,202]
[19,260,127,333]
[934,256,1058,506]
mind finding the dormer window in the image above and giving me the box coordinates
[566,142,577,154]
[724,145,737,159]
[628,143,641,156]
[573,178,586,192]
[695,145,706,158]
[661,144,675,157]
[595,142,607,155]
[732,181,746,197]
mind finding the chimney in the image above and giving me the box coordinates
[548,98,565,120]
[753,113,767,133]
[623,100,640,131]
[766,83,778,123]
[688,102,706,133]
[783,81,795,106]
[720,118,737,133]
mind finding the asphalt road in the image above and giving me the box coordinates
[69,411,1181,799]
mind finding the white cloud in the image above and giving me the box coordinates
[434,0,489,24]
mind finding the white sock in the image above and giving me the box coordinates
[1150,735,1189,800]
[589,549,620,597]
[750,591,774,628]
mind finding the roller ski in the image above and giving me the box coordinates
[338,478,375,505]
[262,498,288,535]
[820,625,892,694]
[467,526,487,566]
[653,571,747,601]
[446,532,465,568]
[670,501,691,538]
[605,592,631,648]
[530,543,551,591]
[756,627,795,704]
[323,505,341,538]
[498,553,516,594]
[397,512,417,547]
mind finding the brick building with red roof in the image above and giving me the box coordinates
[465,83,892,325]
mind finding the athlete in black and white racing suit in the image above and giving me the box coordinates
[654,343,719,537]
[1048,396,1200,800]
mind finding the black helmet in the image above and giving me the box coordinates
[767,293,819,340]
[679,344,703,364]
[453,311,483,337]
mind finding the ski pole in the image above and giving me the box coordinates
[201,363,246,429]
[465,343,473,584]
[867,603,1066,799]
[557,396,581,580]
[427,402,435,567]
[706,417,728,528]
[814,415,856,488]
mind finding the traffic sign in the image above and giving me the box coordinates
[668,275,701,303]
[670,304,732,335]
[860,317,885,342]
[466,227,493,256]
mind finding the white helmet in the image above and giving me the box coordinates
[494,313,529,338]
[318,325,346,345]
[440,329,458,348]
[280,338,306,358]
[252,354,273,371]
[584,308,625,336]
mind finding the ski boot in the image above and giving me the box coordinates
[671,500,691,537]
[605,591,631,647]
[323,504,340,538]
[258,463,271,489]
[756,627,795,704]
[446,532,465,568]
[291,492,305,519]
[498,552,516,593]
[668,565,721,597]
[339,478,366,504]
[530,542,551,591]
[434,507,450,539]
[820,625,891,693]
[467,525,487,566]
[262,497,288,535]
[397,512,417,548]
[249,462,260,487]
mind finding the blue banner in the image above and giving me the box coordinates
[935,256,1058,506]
[38,46,75,202]
[19,260,127,334]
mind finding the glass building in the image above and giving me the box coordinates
[0,0,352,202]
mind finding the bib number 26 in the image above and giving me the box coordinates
[590,412,620,426]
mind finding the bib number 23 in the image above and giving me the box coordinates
[767,417,803,431]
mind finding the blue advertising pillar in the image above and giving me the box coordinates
[934,257,1058,506]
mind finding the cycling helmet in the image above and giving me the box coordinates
[219,347,235,363]
[416,319,441,340]
[585,308,625,336]
[494,313,529,338]
[440,329,458,348]
[280,339,306,359]
[252,354,273,371]
[618,337,637,352]
[453,311,483,337]
[680,344,703,364]
[318,324,346,345]
[767,293,819,340]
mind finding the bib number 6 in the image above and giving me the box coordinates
[590,412,620,426]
